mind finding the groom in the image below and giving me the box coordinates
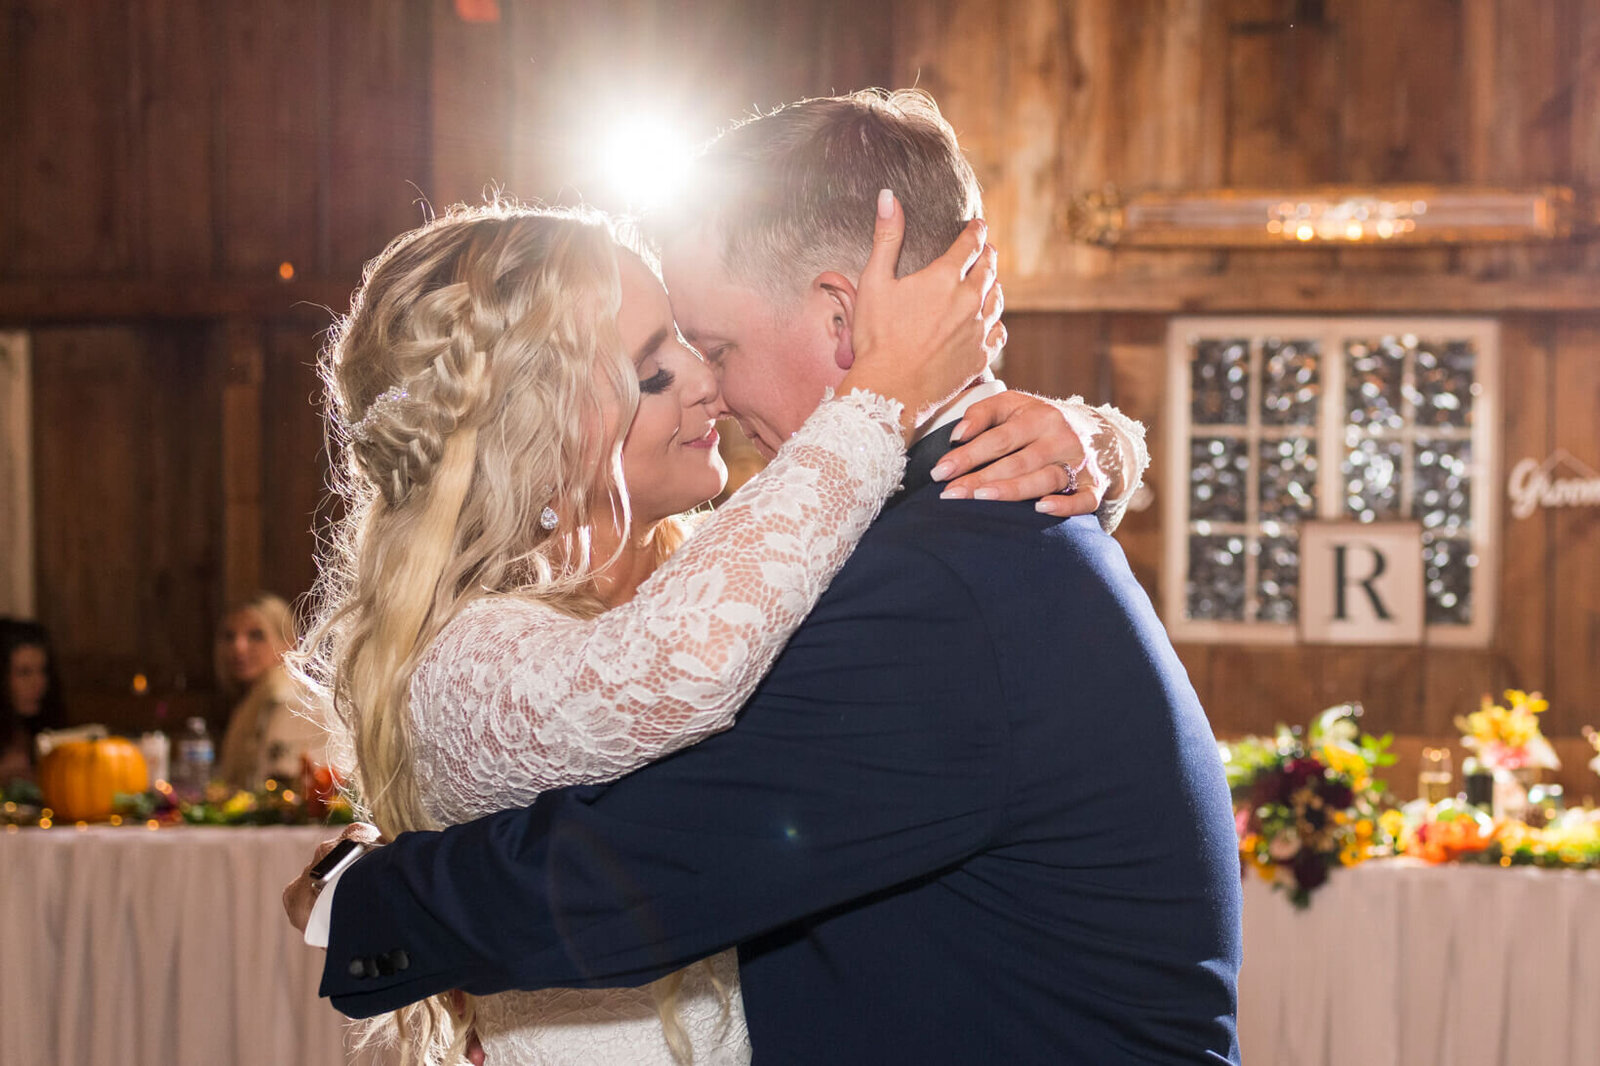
[290,90,1242,1063]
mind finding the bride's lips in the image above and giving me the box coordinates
[684,425,720,449]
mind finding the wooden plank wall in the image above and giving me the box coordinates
[2,0,1597,798]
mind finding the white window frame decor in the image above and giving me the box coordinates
[1163,317,1498,647]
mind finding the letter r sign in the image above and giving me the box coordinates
[1299,521,1424,644]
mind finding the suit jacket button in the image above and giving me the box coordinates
[375,954,395,977]
[348,957,368,979]
[390,950,410,972]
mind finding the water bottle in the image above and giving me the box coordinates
[173,716,214,800]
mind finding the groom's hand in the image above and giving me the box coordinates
[933,391,1107,515]
[282,822,385,935]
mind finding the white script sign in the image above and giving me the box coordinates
[1507,450,1600,520]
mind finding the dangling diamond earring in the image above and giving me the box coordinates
[540,506,559,531]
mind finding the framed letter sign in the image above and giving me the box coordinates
[1298,521,1424,644]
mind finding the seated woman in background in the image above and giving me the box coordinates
[215,593,325,789]
[0,618,67,781]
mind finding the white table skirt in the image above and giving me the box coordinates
[1240,859,1600,1066]
[0,824,368,1066]
[7,827,1597,1065]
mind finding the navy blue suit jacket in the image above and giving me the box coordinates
[322,430,1243,1064]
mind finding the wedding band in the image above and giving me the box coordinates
[1059,462,1080,496]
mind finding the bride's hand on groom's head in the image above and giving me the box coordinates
[841,190,1003,436]
[932,391,1106,516]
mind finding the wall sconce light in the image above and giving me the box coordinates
[1065,185,1576,247]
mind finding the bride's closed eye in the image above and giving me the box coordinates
[640,366,675,395]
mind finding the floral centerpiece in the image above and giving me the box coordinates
[1221,703,1396,908]
[1468,811,1600,870]
[1455,689,1560,773]
[1388,798,1494,864]
[115,775,354,827]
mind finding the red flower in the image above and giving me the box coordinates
[1292,848,1330,891]
[1319,779,1354,810]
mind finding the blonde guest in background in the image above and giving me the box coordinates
[215,593,325,789]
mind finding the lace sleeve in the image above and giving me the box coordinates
[411,390,906,820]
[1034,393,1149,534]
[1081,398,1148,534]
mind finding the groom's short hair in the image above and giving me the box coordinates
[657,89,984,302]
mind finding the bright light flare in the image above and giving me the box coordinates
[597,116,696,211]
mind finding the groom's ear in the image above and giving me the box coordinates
[815,271,858,371]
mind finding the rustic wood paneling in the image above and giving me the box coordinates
[128,0,217,276]
[1459,0,1584,279]
[33,326,153,686]
[31,324,222,729]
[0,3,21,274]
[1330,0,1464,186]
[215,1,327,276]
[326,0,433,273]
[1495,317,1554,694]
[1548,317,1600,735]
[9,0,134,276]
[221,319,265,605]
[260,322,332,610]
[427,0,513,209]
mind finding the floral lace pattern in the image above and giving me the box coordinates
[1054,394,1150,533]
[408,390,906,1064]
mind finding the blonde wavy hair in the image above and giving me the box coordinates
[293,201,697,1065]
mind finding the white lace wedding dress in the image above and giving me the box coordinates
[407,390,908,1065]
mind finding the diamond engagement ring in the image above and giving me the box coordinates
[1059,461,1080,496]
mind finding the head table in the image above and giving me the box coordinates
[4,824,1598,1065]
[0,824,371,1066]
[1240,858,1600,1066]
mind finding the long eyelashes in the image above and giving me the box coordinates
[639,368,675,395]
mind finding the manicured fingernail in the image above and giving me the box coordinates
[878,189,895,219]
[930,461,953,481]
[940,486,971,500]
[974,488,999,501]
[1035,501,1057,514]
[948,420,969,443]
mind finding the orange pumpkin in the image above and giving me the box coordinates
[38,737,150,822]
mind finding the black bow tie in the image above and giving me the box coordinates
[887,423,959,510]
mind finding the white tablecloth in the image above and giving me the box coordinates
[0,824,367,1066]
[1240,859,1600,1066]
[7,827,1596,1065]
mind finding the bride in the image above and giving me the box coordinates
[296,197,1137,1064]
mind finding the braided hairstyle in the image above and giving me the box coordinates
[293,201,643,1065]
